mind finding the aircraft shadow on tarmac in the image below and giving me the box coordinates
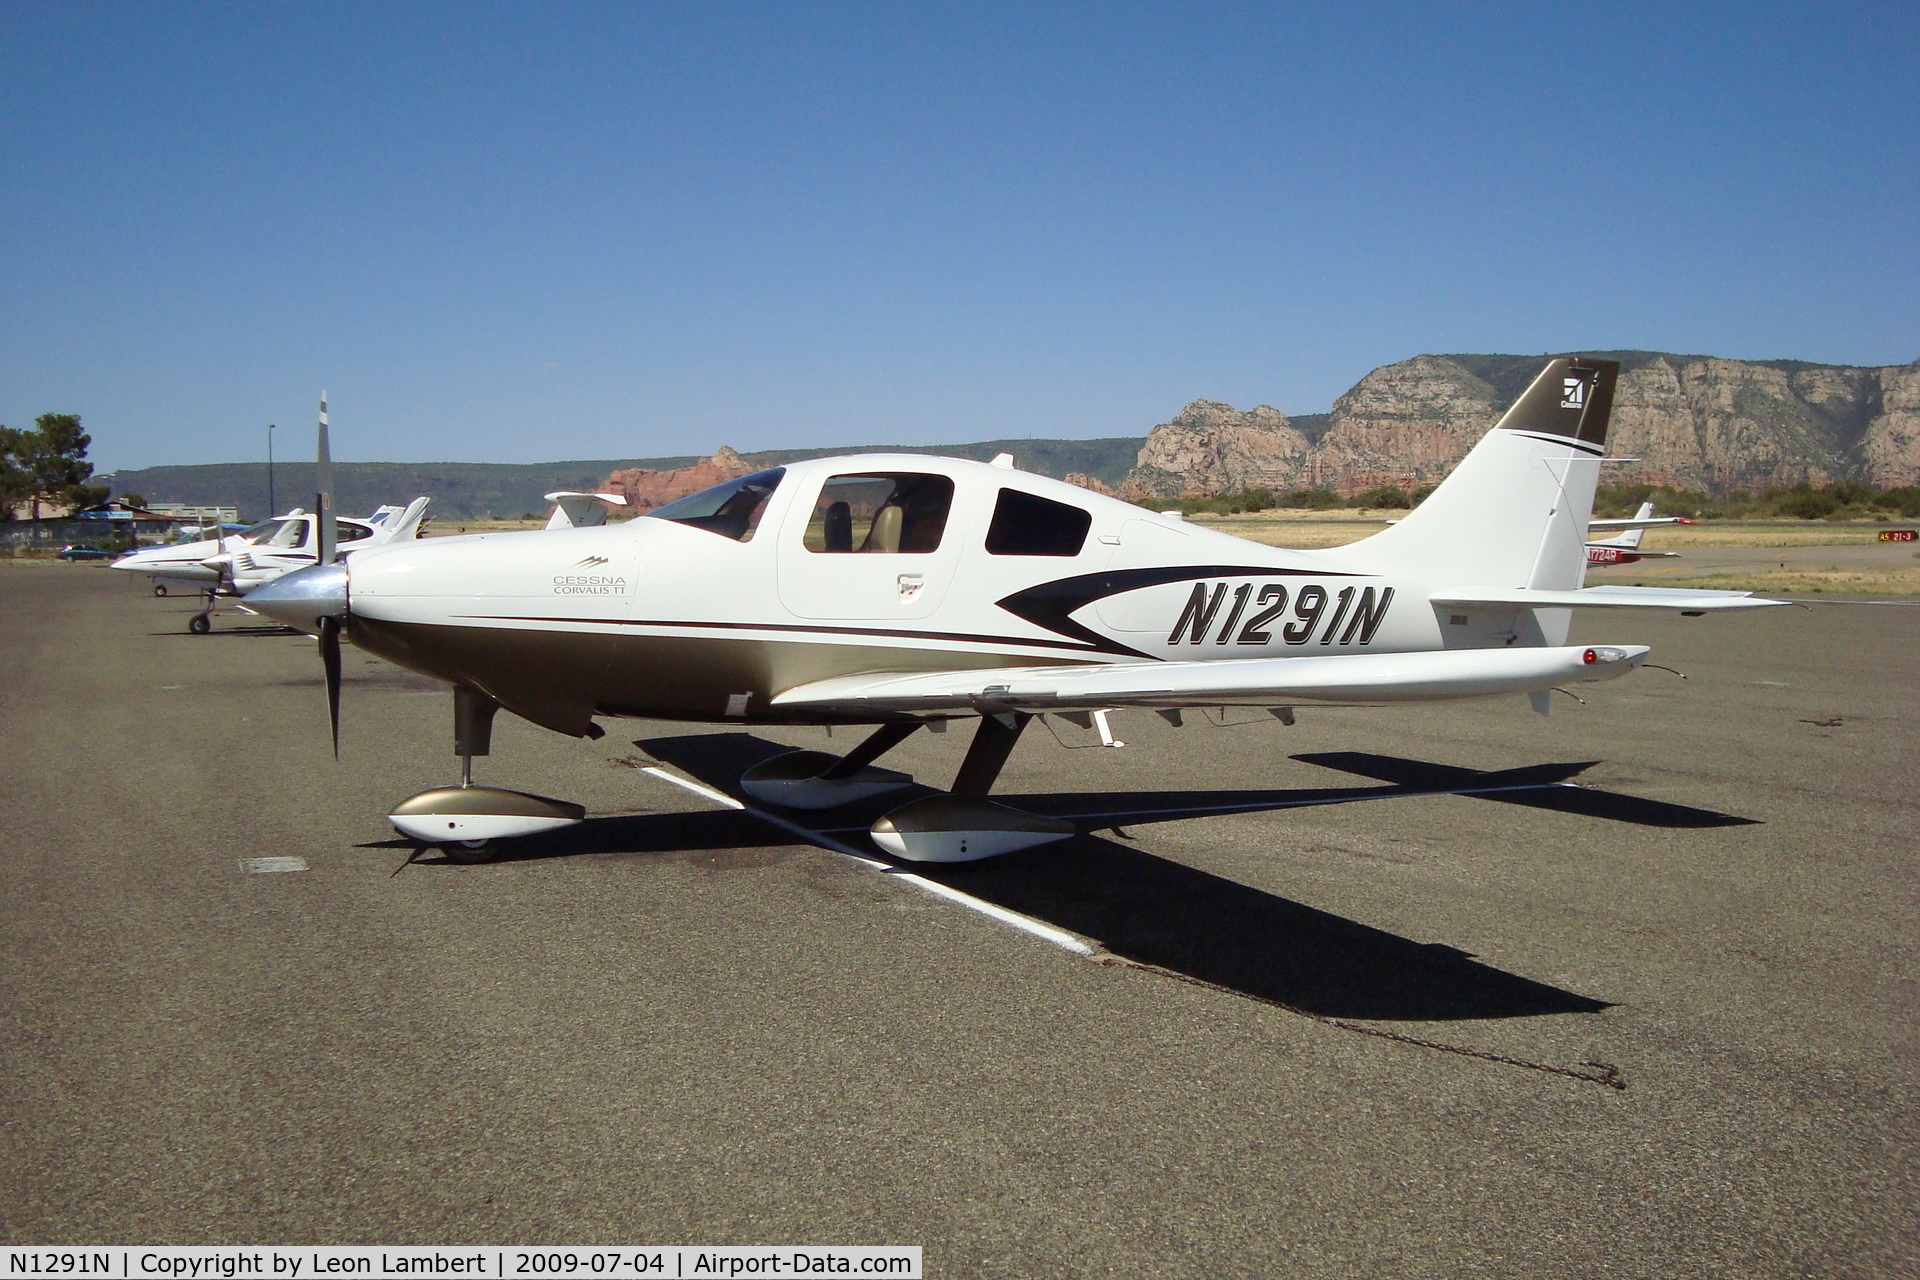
[151,624,300,638]
[495,732,1737,1021]
[371,732,1756,1022]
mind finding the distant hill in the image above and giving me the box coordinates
[96,348,1920,519]
[1120,351,1920,499]
[99,437,1146,521]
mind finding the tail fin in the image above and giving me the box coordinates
[380,496,430,542]
[1588,501,1654,550]
[1329,356,1620,596]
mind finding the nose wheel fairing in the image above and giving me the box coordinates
[388,786,585,845]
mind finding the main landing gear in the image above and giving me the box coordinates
[746,714,1073,864]
[385,687,584,863]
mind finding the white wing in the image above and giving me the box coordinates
[770,644,1649,717]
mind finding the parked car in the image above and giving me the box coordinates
[56,544,119,561]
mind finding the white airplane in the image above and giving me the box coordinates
[113,498,430,631]
[113,394,431,632]
[1585,501,1693,566]
[248,358,1785,864]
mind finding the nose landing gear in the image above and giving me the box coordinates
[386,687,585,863]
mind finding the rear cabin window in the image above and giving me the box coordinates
[645,468,785,542]
[804,473,954,553]
[984,488,1092,557]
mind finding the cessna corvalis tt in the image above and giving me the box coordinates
[249,358,1783,863]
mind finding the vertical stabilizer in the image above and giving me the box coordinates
[1327,357,1620,607]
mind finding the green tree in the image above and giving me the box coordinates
[16,414,107,519]
[0,426,29,517]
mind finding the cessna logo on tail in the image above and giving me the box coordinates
[1561,376,1589,410]
[572,555,610,568]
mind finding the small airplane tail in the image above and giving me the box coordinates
[1588,501,1654,550]
[1330,356,1620,600]
[380,496,431,542]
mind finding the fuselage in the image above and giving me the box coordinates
[338,455,1540,735]
[114,512,379,594]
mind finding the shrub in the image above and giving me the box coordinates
[1348,486,1411,509]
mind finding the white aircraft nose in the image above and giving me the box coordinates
[246,562,349,636]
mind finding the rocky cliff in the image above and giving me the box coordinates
[1116,400,1311,501]
[602,446,757,512]
[1118,352,1920,498]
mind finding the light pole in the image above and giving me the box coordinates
[267,423,276,517]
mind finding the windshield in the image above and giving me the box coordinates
[239,519,286,542]
[644,468,784,542]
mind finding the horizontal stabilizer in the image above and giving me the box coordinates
[545,491,629,530]
[1431,585,1787,612]
[1586,516,1693,531]
[770,644,1648,716]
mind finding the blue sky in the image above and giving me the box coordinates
[2,2,1914,470]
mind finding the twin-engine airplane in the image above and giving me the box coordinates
[250,358,1784,863]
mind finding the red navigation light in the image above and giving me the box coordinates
[1583,648,1597,664]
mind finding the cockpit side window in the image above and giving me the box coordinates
[336,520,374,544]
[985,488,1092,556]
[804,473,954,553]
[644,468,785,542]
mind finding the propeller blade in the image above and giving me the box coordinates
[316,392,336,569]
[319,615,342,759]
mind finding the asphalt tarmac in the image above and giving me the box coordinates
[3,566,1914,1277]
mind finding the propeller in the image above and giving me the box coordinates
[316,392,336,570]
[315,394,339,756]
[244,394,353,757]
[319,614,342,757]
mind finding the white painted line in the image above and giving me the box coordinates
[644,765,890,865]
[641,766,744,810]
[639,765,1092,952]
[895,873,1097,955]
[239,856,308,874]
